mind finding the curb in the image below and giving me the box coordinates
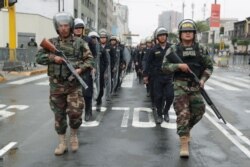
[0,68,47,83]
[9,68,47,76]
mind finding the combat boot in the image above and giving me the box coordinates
[70,129,79,152]
[54,134,68,156]
[180,136,189,158]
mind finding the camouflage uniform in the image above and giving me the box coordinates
[36,35,93,134]
[162,42,213,137]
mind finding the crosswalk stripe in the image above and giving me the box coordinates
[8,73,249,93]
[207,79,241,91]
[227,76,250,84]
[212,75,250,89]
[8,74,47,85]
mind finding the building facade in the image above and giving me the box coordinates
[158,10,183,33]
[112,3,130,43]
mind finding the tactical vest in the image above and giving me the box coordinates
[47,37,83,79]
[174,43,205,79]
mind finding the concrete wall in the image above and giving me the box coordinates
[0,11,57,48]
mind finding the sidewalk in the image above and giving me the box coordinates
[0,65,47,83]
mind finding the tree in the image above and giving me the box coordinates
[196,21,209,33]
[168,32,178,43]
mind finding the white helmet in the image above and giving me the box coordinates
[74,18,85,28]
[88,31,100,38]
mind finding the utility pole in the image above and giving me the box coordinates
[203,3,206,20]
[58,0,60,12]
[95,0,98,30]
[191,3,194,20]
[182,1,185,19]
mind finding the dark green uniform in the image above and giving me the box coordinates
[162,42,213,136]
[36,35,93,134]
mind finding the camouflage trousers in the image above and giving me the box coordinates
[49,78,84,134]
[173,81,205,137]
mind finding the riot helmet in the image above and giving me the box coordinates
[99,28,108,38]
[53,12,74,34]
[178,19,197,33]
[155,27,168,38]
[74,18,85,29]
[178,19,197,41]
[88,31,100,39]
[145,36,153,43]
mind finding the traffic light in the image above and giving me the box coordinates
[0,0,17,8]
[8,0,17,6]
[220,27,224,35]
[0,0,4,9]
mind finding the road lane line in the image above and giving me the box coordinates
[226,123,250,146]
[112,107,130,128]
[0,142,18,157]
[8,74,47,85]
[205,107,250,158]
[121,73,134,88]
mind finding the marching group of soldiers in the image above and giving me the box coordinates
[36,11,214,159]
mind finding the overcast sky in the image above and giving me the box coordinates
[115,0,249,41]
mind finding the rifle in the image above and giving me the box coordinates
[167,49,227,124]
[40,38,88,90]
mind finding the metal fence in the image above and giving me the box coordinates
[216,54,250,72]
[0,47,37,71]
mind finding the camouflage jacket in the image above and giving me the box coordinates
[36,35,94,78]
[162,42,213,83]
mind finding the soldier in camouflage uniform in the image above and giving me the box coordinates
[162,19,213,158]
[36,12,93,156]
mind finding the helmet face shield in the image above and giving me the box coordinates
[53,12,74,33]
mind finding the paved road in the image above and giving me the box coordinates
[0,68,250,167]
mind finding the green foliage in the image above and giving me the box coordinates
[196,21,210,33]
[168,32,178,43]
[231,38,238,45]
[237,39,250,46]
[208,43,229,49]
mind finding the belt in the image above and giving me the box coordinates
[174,78,198,87]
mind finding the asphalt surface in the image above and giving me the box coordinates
[0,68,250,167]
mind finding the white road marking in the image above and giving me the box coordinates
[227,76,250,84]
[0,104,7,109]
[0,142,18,157]
[204,85,214,90]
[132,107,156,128]
[205,107,250,158]
[121,73,134,88]
[81,107,107,127]
[207,79,241,91]
[212,75,250,89]
[8,74,47,85]
[0,105,29,120]
[112,107,130,127]
[6,105,29,110]
[245,110,250,114]
[36,80,49,85]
